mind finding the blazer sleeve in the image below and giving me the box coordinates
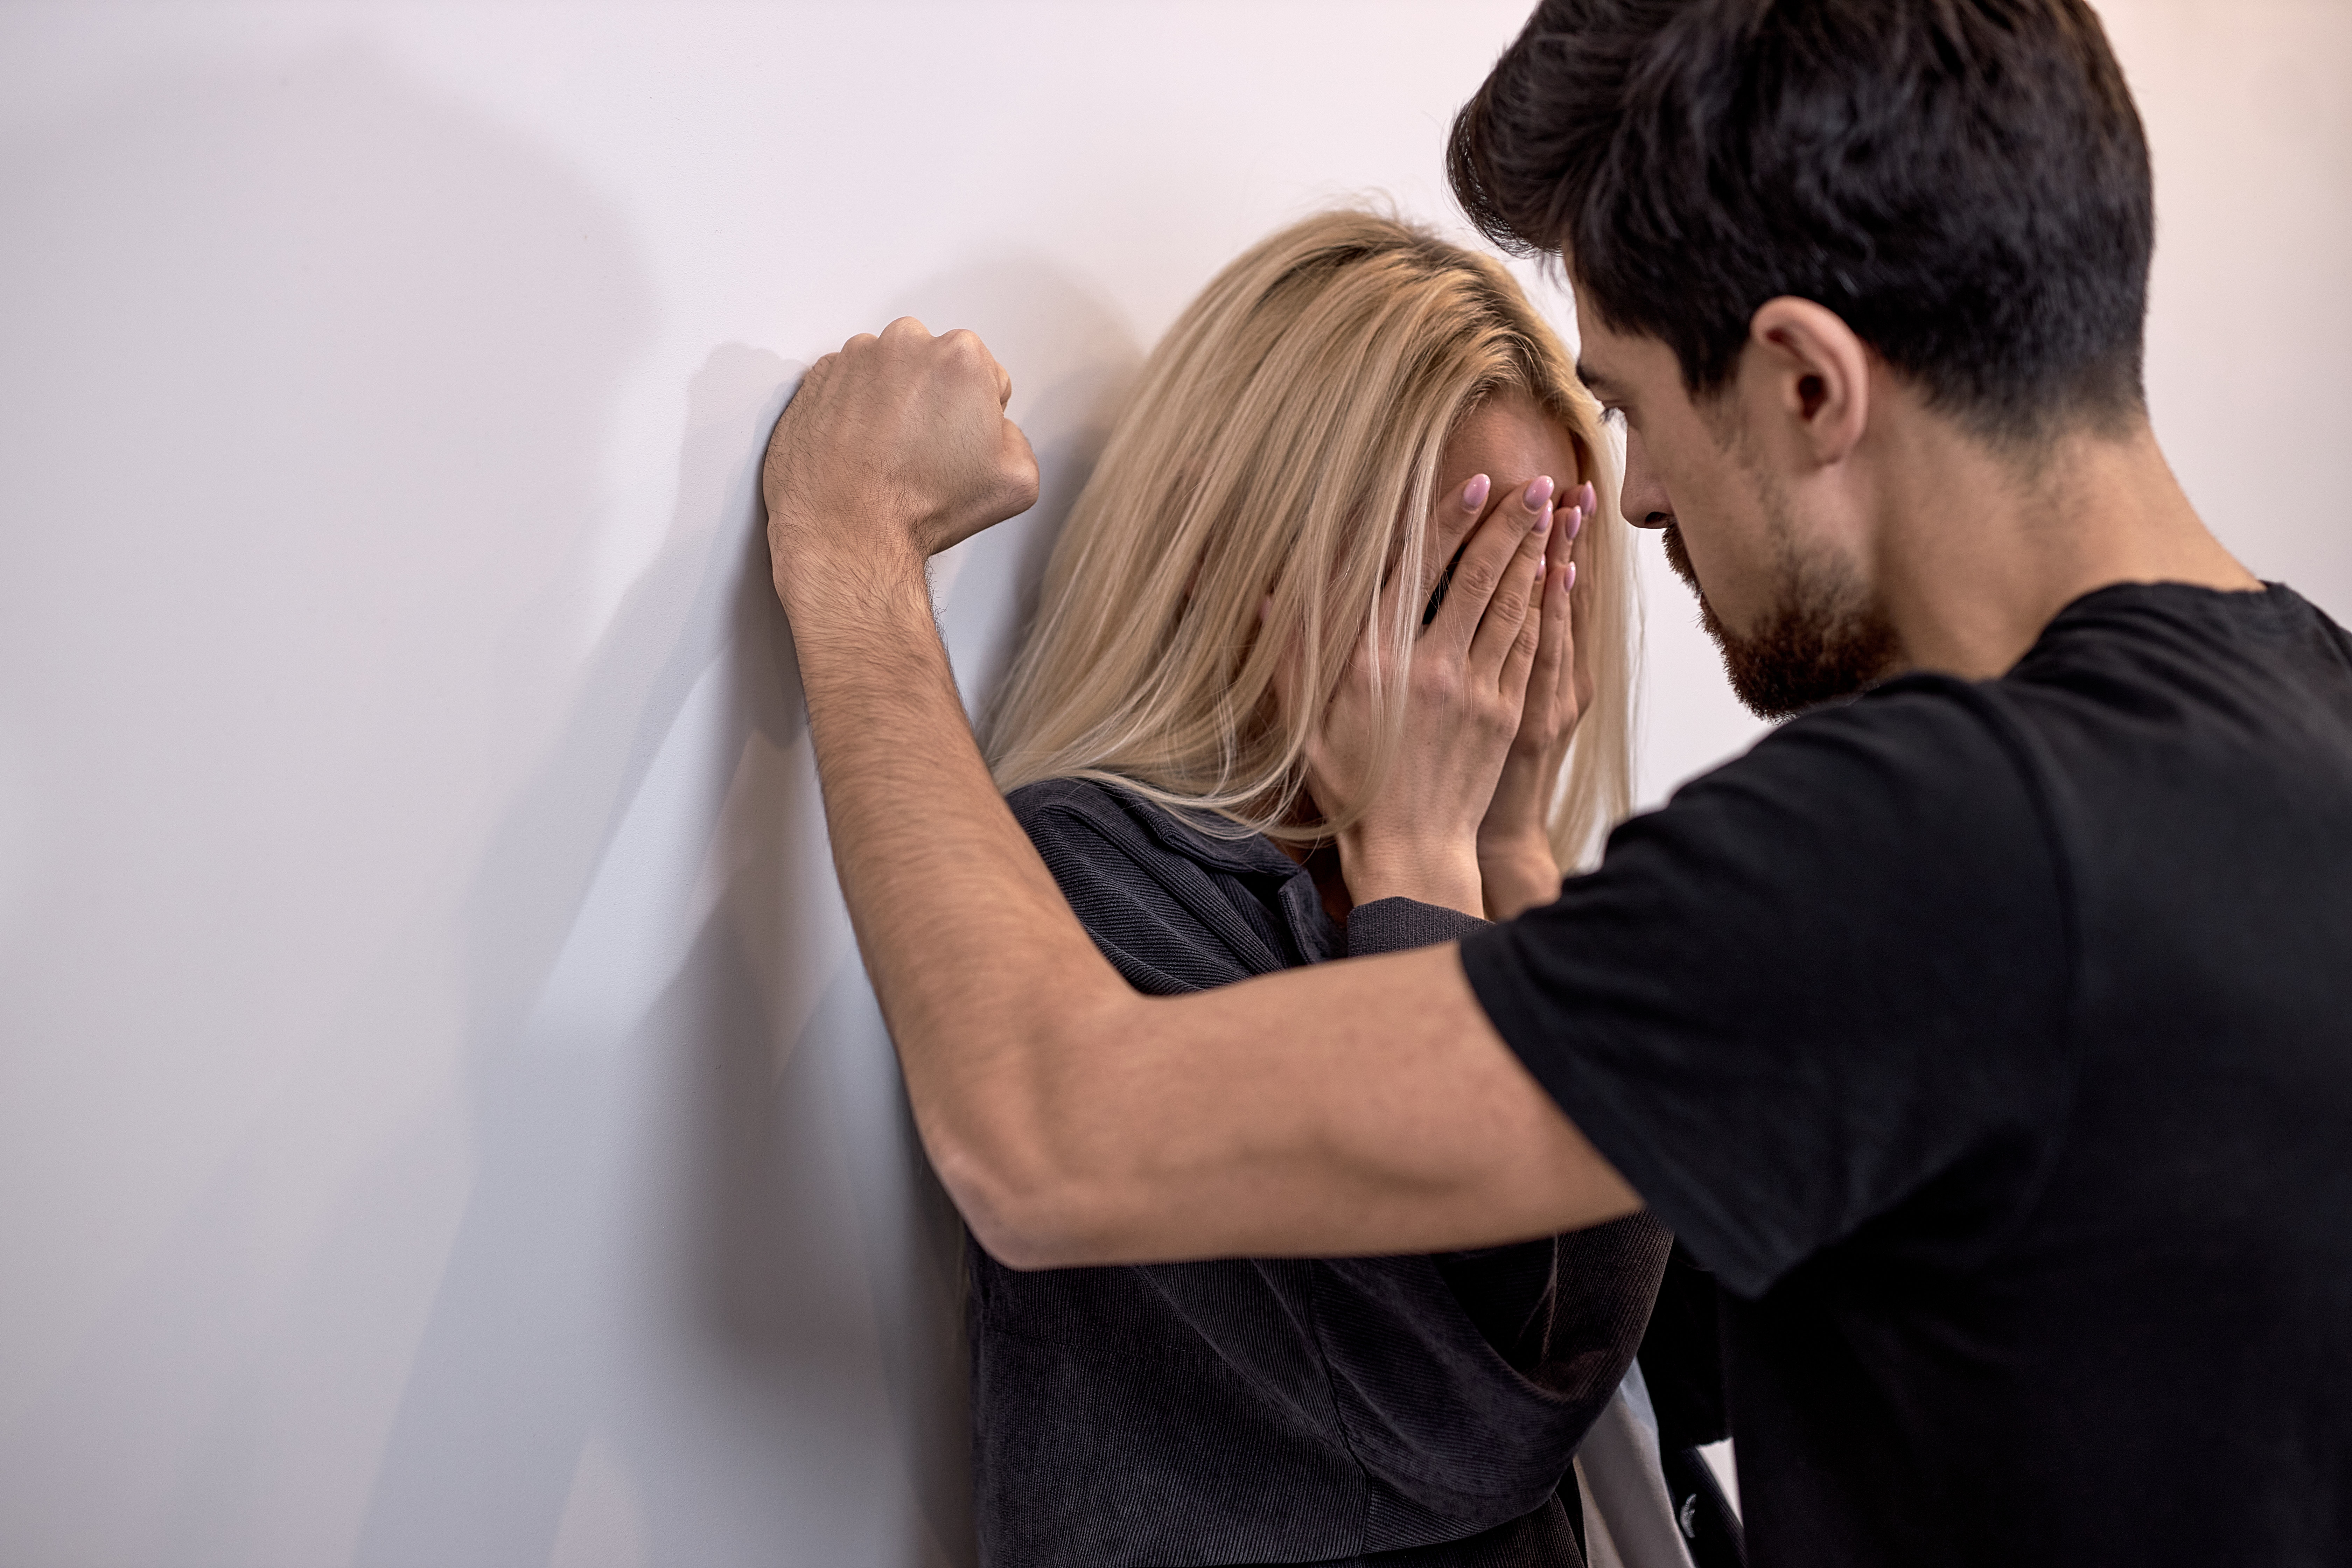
[1345,896,1489,955]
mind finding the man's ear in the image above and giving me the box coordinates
[1742,296,1872,467]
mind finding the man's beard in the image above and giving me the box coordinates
[1661,518,1902,720]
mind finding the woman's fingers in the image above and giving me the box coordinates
[1569,544,1597,722]
[1419,472,1499,627]
[1420,472,1495,619]
[1466,476,1554,676]
[1524,533,1574,720]
[1557,484,1594,720]
[1433,475,1546,647]
[1550,553,1580,725]
[1553,498,1587,718]
[1502,555,1546,705]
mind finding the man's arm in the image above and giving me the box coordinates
[765,320,1641,1268]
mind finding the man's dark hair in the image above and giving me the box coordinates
[1449,0,2154,443]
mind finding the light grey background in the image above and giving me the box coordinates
[0,4,2344,1565]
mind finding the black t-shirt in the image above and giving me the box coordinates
[1461,582,2352,1567]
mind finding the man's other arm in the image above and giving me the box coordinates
[764,320,1640,1268]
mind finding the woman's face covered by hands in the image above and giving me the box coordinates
[1274,390,1592,919]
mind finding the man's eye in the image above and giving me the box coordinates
[1600,405,1628,431]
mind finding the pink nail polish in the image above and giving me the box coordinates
[1524,476,1554,512]
[1579,481,1597,515]
[1565,505,1585,542]
[1566,561,1578,591]
[1462,474,1491,510]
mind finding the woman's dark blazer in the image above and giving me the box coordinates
[969,777,1672,1568]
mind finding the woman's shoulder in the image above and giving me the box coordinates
[1003,773,1140,829]
[1004,776,1286,877]
[1002,776,1324,988]
[1003,776,1160,867]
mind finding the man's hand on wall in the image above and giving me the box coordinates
[762,316,1040,609]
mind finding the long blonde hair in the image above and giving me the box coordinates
[987,209,1634,868]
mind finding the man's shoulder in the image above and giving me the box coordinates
[1722,583,2352,833]
[1999,580,2352,733]
[1670,673,2037,828]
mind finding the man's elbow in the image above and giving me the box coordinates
[943,1167,1110,1271]
[913,1004,1140,1272]
[931,1134,1127,1270]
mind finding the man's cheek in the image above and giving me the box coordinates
[1675,519,1768,628]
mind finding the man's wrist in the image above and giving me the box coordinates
[770,513,929,625]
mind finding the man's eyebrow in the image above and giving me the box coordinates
[1573,359,1620,400]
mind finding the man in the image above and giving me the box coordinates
[761,1,2352,1563]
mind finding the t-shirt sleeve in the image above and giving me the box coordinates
[1458,679,2073,1297]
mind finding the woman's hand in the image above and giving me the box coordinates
[1478,480,1597,920]
[1286,472,1556,918]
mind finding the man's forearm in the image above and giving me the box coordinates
[775,546,1134,1242]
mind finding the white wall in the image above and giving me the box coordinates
[0,5,2343,1566]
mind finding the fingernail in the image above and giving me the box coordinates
[1523,476,1554,512]
[1578,481,1596,515]
[1565,504,1585,542]
[1462,474,1490,511]
[1534,504,1553,534]
[1566,561,1578,591]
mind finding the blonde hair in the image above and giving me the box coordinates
[987,209,1635,868]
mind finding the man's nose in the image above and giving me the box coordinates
[1620,426,1675,530]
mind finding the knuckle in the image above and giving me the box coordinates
[1470,551,1525,603]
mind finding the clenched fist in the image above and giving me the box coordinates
[764,317,1041,605]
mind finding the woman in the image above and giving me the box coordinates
[976,210,1676,1568]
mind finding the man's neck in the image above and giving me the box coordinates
[1872,416,2262,681]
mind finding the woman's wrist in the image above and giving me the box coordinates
[1476,833,1563,920]
[1336,827,1486,919]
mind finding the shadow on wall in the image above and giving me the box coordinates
[357,293,1140,1568]
[0,34,1136,1568]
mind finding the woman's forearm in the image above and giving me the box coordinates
[1477,833,1566,921]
